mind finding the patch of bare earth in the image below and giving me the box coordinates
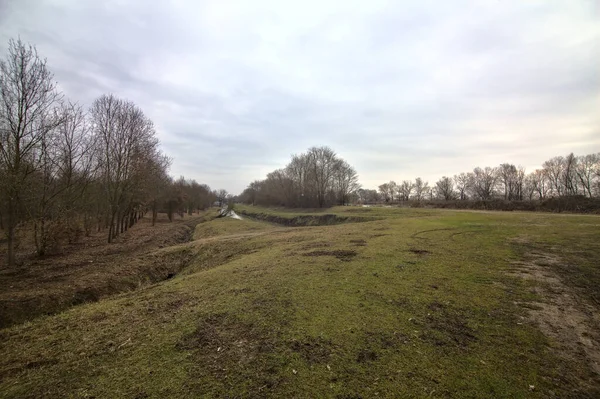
[0,213,205,328]
[303,249,358,261]
[509,238,600,387]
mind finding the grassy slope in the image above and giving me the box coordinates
[0,207,599,398]
[0,213,211,328]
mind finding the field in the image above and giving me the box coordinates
[1,206,599,398]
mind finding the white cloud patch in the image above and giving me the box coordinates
[1,0,598,192]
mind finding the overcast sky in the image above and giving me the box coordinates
[1,0,598,193]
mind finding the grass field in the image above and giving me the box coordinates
[1,206,599,398]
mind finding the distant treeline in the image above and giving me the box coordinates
[370,152,600,204]
[239,148,600,212]
[238,146,359,208]
[399,197,600,214]
[0,38,220,266]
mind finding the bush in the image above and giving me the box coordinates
[408,196,600,214]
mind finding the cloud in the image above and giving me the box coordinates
[1,0,599,193]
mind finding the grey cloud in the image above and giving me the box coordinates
[1,0,598,193]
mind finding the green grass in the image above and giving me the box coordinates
[193,216,273,239]
[0,207,599,398]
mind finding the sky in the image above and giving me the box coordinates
[1,0,599,193]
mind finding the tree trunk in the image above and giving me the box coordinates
[7,227,15,267]
[108,212,116,243]
[6,198,16,267]
[34,217,47,256]
[84,213,92,237]
[152,201,157,226]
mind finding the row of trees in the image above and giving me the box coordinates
[0,39,219,267]
[238,148,599,210]
[238,146,360,207]
[165,177,221,220]
[372,153,600,203]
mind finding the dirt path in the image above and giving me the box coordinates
[509,244,600,388]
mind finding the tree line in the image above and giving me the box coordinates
[238,146,359,208]
[370,152,600,204]
[0,38,220,267]
[239,147,599,210]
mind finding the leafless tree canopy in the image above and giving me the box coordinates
[239,146,360,208]
[0,38,63,265]
[0,39,216,267]
[240,147,600,210]
[435,176,455,201]
[398,180,414,201]
[373,152,600,204]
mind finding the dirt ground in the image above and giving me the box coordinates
[509,240,600,391]
[0,212,207,328]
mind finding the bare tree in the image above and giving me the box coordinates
[470,167,498,200]
[543,156,565,197]
[182,179,209,214]
[307,146,338,208]
[146,155,171,226]
[515,166,526,201]
[216,189,228,207]
[435,176,454,200]
[412,177,429,201]
[498,163,517,200]
[241,146,360,208]
[285,154,310,207]
[244,180,262,206]
[564,153,578,195]
[356,188,378,204]
[30,102,95,255]
[576,153,599,197]
[333,160,360,205]
[523,173,536,200]
[454,172,470,200]
[530,169,550,200]
[0,38,63,266]
[272,169,298,206]
[378,183,391,202]
[594,158,600,197]
[91,94,162,242]
[387,181,398,203]
[397,180,414,201]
